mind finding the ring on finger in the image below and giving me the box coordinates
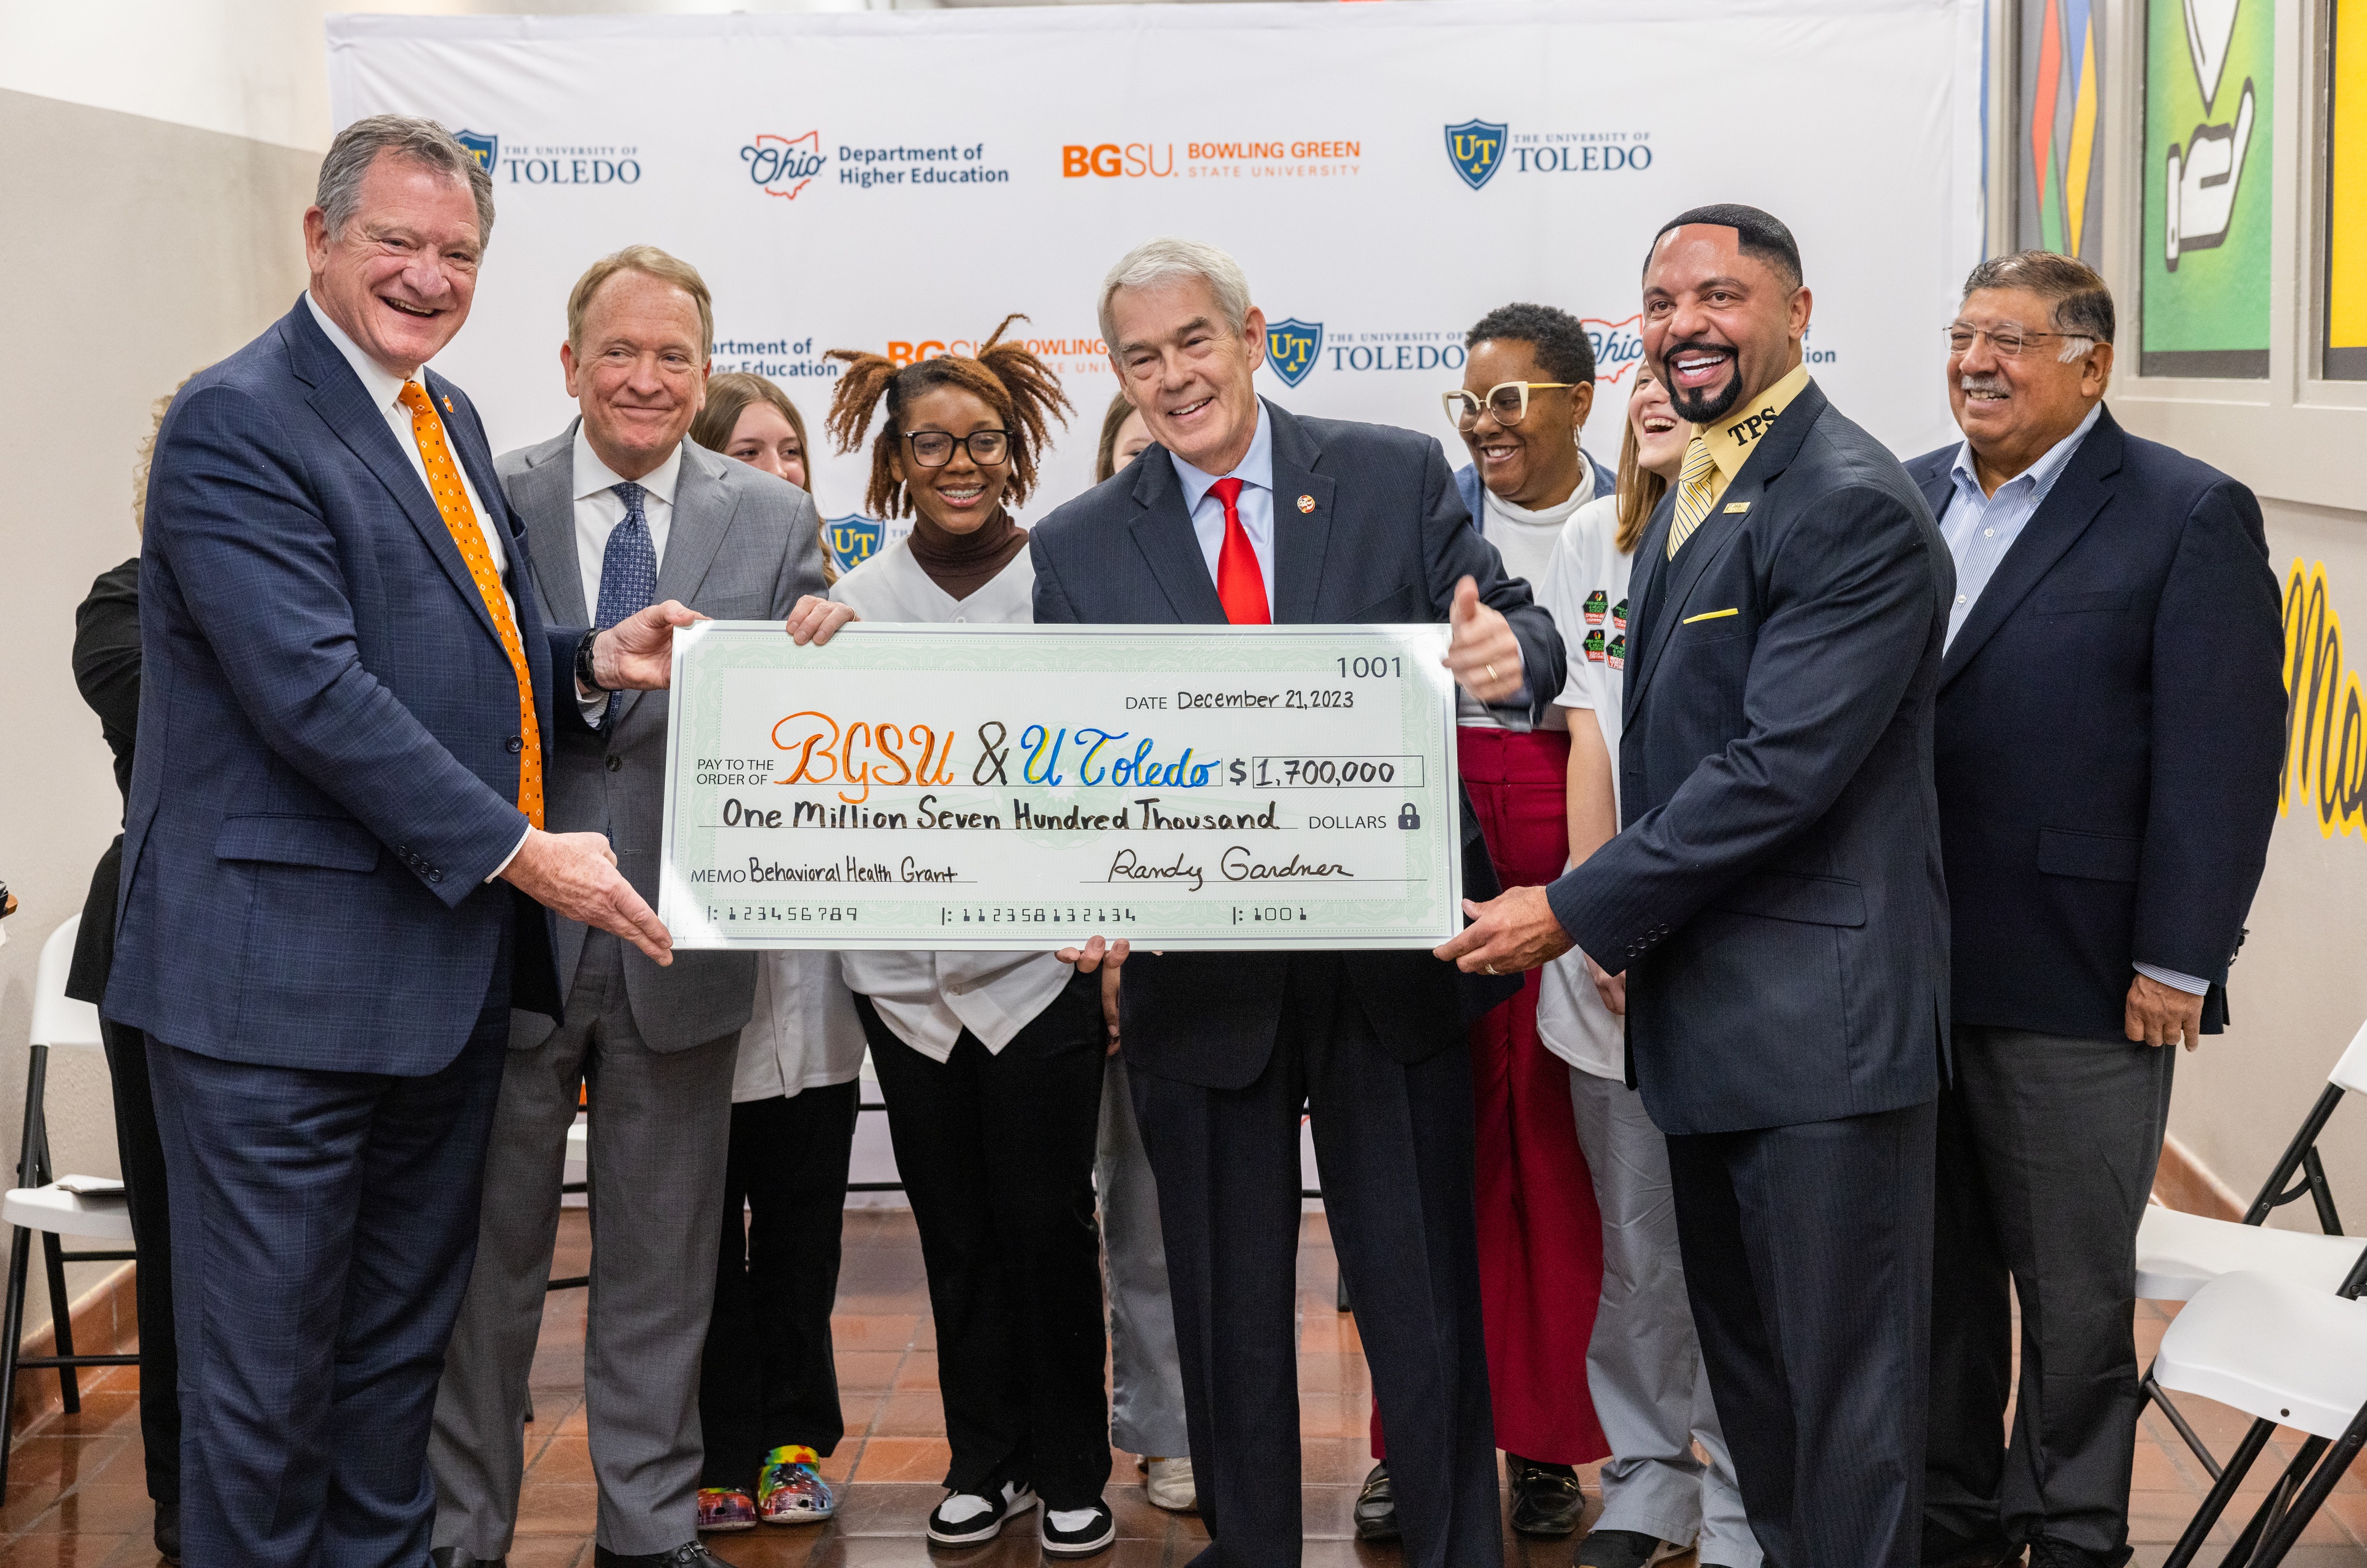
[1486,662,1499,682]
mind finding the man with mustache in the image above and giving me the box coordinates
[1444,204,1955,1568]
[1906,252,2283,1568]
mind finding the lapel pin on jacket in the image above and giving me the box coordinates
[1297,494,1316,513]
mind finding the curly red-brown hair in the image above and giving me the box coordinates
[824,315,1073,518]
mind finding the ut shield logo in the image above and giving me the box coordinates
[1444,119,1507,190]
[453,130,498,173]
[825,515,885,576]
[1265,319,1323,388]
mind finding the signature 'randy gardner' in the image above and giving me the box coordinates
[1106,846,1354,893]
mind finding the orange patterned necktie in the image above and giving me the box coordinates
[396,380,544,829]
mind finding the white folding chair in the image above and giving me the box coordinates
[0,917,139,1486]
[2152,1270,2367,1568]
[2136,1018,2367,1471]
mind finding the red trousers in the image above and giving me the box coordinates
[1373,725,1609,1466]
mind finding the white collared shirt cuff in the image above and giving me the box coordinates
[2134,962,2210,996]
[486,826,531,884]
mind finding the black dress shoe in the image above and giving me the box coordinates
[1505,1453,1585,1537]
[592,1546,737,1568]
[154,1501,182,1564]
[1354,1462,1400,1541]
[430,1551,507,1568]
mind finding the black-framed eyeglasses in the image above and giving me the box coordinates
[1944,324,2093,359]
[1442,381,1577,432]
[902,429,1010,467]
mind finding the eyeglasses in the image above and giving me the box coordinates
[1944,324,2095,359]
[902,429,1010,467]
[1442,381,1577,432]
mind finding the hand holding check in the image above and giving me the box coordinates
[1444,576,1526,704]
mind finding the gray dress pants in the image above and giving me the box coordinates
[428,933,740,1558]
[1924,1025,2175,1565]
[1569,1066,1762,1568]
[1097,1056,1192,1458]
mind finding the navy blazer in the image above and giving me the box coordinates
[1452,451,1617,534]
[105,297,573,1074]
[1907,408,2284,1042]
[1548,380,1956,1137]
[1029,398,1566,1090]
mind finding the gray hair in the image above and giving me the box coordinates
[1097,237,1253,351]
[316,114,496,250]
[1961,249,2114,351]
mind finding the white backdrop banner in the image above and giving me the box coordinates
[327,0,1984,572]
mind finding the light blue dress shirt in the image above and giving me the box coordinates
[1938,401,2205,999]
[1939,401,2102,651]
[1171,401,1278,618]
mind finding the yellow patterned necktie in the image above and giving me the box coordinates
[396,380,545,829]
[1667,435,1718,559]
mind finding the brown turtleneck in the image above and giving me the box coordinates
[909,508,1028,600]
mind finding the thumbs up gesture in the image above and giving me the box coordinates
[1444,576,1524,704]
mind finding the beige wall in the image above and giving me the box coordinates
[0,86,316,1331]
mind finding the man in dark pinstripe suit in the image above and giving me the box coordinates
[1445,205,1956,1568]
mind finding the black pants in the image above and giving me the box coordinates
[698,1080,861,1495]
[1924,1026,2173,1567]
[99,1015,179,1505]
[1130,955,1502,1568]
[860,973,1110,1509]
[1666,1099,1938,1568]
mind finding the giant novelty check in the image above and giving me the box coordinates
[658,622,1464,950]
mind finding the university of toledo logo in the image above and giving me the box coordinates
[825,515,885,576]
[1265,319,1323,388]
[453,130,498,173]
[1444,119,1507,190]
[743,131,827,199]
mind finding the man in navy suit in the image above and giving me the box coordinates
[1447,206,1956,1568]
[106,116,704,1568]
[1904,253,2283,1568]
[1030,237,1562,1568]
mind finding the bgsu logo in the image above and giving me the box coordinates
[1584,314,1646,384]
[743,132,826,199]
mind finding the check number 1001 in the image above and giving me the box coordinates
[1338,656,1403,678]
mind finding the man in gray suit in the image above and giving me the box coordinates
[428,245,848,1568]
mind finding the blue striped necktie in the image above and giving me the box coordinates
[594,480,658,727]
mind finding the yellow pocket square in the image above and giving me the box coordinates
[1723,501,1751,513]
[1682,608,1741,625]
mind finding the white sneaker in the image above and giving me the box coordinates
[926,1476,1037,1546]
[1041,1498,1116,1558]
[1145,1456,1196,1512]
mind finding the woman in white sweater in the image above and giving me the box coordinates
[817,322,1121,1561]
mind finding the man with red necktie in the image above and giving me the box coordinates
[1031,237,1564,1568]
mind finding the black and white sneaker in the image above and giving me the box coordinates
[1040,1498,1116,1558]
[926,1475,1037,1546]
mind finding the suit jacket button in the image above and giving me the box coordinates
[428,870,443,884]
[507,736,524,754]
[605,754,622,773]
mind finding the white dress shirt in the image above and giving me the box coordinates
[304,292,510,611]
[825,540,1076,1060]
[735,950,868,1102]
[572,423,679,621]
[305,292,530,878]
[1171,401,1278,618]
[1939,402,2204,998]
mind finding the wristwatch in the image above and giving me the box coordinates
[574,628,610,695]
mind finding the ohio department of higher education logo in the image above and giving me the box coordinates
[1265,319,1323,388]
[1444,119,1508,190]
[454,130,498,173]
[743,131,827,199]
[825,515,885,576]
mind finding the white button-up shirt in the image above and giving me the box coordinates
[304,291,511,615]
[571,424,679,621]
[1937,401,2203,998]
[1172,401,1278,618]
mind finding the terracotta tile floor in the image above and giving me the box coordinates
[5,1209,2363,1567]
